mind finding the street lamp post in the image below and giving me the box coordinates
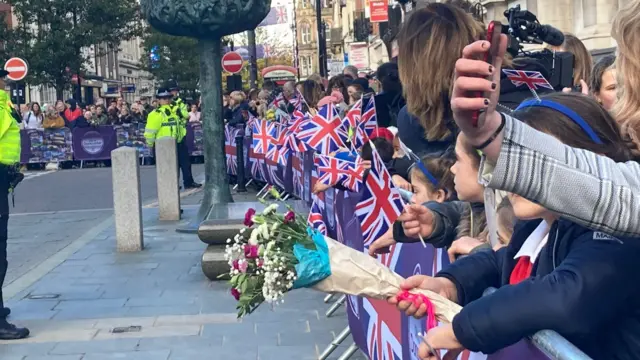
[315,0,327,77]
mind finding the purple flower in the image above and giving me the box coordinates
[244,244,259,259]
[284,211,296,224]
[231,288,241,301]
[244,209,256,227]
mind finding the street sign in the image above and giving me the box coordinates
[222,51,244,74]
[369,0,389,22]
[4,57,28,81]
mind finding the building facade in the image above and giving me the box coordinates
[295,0,334,78]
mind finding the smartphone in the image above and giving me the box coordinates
[472,21,502,127]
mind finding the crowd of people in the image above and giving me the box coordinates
[14,96,204,131]
[217,0,640,359]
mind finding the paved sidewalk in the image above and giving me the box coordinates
[1,191,363,360]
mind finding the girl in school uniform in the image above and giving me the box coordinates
[393,92,640,360]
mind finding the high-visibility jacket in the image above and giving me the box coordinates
[0,90,21,165]
[171,97,189,140]
[144,105,183,146]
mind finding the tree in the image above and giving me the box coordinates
[140,0,272,230]
[139,27,200,99]
[0,0,142,100]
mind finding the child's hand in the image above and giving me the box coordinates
[398,204,435,239]
[313,182,331,194]
[368,230,396,257]
[392,175,412,191]
[419,324,464,360]
[447,236,484,263]
[387,275,458,316]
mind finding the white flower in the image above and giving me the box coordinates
[248,229,259,246]
[262,204,279,215]
[239,228,246,234]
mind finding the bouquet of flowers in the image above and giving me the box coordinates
[222,197,462,322]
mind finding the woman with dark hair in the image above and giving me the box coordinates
[396,3,483,155]
[590,55,617,111]
[301,79,324,112]
[326,74,350,103]
[374,62,405,127]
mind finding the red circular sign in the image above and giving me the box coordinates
[222,52,244,74]
[4,57,28,81]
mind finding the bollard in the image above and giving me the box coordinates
[111,147,144,252]
[319,326,352,360]
[155,137,181,221]
[326,294,346,317]
[235,129,247,193]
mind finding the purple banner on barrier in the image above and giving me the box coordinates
[20,128,73,164]
[115,123,150,157]
[186,123,204,156]
[72,126,118,161]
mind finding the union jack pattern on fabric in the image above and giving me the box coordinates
[343,99,362,129]
[341,161,365,193]
[355,146,404,246]
[307,196,327,235]
[252,119,276,154]
[275,6,288,24]
[362,298,403,360]
[297,103,348,155]
[361,97,378,138]
[249,148,266,182]
[314,154,356,187]
[224,126,239,175]
[292,152,304,197]
[502,69,554,90]
[265,154,285,188]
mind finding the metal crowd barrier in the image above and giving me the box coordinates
[483,288,592,360]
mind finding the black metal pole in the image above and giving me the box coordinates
[235,125,247,192]
[316,0,327,77]
[247,30,258,88]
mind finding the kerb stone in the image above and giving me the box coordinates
[155,137,181,221]
[111,147,144,252]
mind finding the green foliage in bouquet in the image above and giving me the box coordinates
[222,190,319,318]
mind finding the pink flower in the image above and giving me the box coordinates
[284,211,295,224]
[238,260,249,273]
[232,259,240,270]
[257,259,264,268]
[244,244,259,259]
[244,209,256,227]
[231,288,241,301]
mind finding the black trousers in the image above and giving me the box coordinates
[177,139,194,187]
[0,165,10,313]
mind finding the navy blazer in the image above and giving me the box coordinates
[437,219,640,360]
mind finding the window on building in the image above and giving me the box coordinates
[301,0,309,8]
[305,56,313,76]
[301,56,309,76]
[325,22,331,42]
[301,24,311,44]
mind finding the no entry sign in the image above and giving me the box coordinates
[222,51,244,74]
[4,57,28,81]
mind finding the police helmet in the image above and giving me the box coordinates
[155,88,172,98]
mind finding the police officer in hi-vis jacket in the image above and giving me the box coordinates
[0,69,30,340]
[168,81,200,189]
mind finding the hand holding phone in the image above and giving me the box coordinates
[471,21,502,127]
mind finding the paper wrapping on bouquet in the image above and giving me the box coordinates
[312,237,462,323]
[20,128,73,164]
[72,126,118,161]
[115,123,151,157]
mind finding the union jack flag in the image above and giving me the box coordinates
[503,69,554,90]
[297,103,348,155]
[249,148,266,181]
[224,126,239,175]
[343,99,362,129]
[361,97,378,138]
[276,6,288,24]
[289,91,304,112]
[355,145,404,246]
[252,119,276,154]
[307,197,327,235]
[265,153,284,188]
[341,161,365,193]
[363,298,403,360]
[314,154,355,187]
[292,152,304,197]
